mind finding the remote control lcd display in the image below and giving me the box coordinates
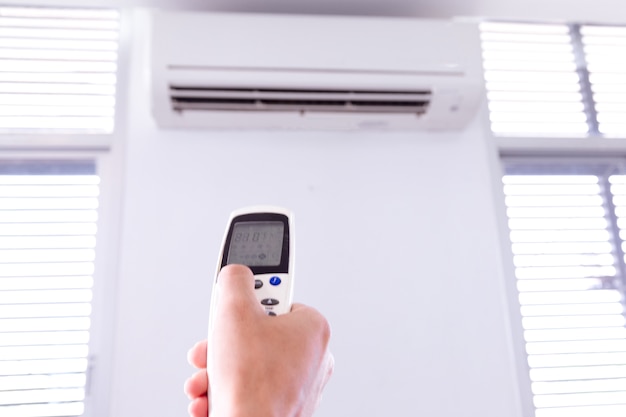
[227,221,284,266]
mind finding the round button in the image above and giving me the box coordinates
[254,279,263,289]
[269,276,281,286]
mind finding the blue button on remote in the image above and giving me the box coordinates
[269,276,281,286]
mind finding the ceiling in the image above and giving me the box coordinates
[131,0,625,24]
[16,0,626,24]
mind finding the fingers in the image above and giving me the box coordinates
[323,351,335,388]
[215,264,262,319]
[290,303,332,344]
[187,395,208,417]
[184,369,208,399]
[185,342,209,417]
[293,303,334,390]
[289,302,309,312]
[311,351,335,413]
[187,340,207,369]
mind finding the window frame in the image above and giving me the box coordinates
[0,148,125,417]
[0,3,131,151]
[485,78,626,417]
[0,3,130,416]
[497,137,626,156]
[480,21,626,414]
[480,20,626,151]
[495,155,626,416]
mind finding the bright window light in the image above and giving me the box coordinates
[583,24,626,137]
[482,21,626,139]
[503,168,626,417]
[480,22,589,137]
[0,6,119,19]
[0,6,120,135]
[0,161,99,417]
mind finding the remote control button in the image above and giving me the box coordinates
[261,298,280,306]
[269,276,281,286]
[267,311,277,316]
[254,279,263,289]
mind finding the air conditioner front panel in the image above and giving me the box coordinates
[164,111,428,130]
[153,12,479,76]
[151,12,484,130]
[163,68,464,91]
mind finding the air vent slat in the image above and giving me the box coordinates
[171,89,429,102]
[170,86,432,95]
[169,86,432,114]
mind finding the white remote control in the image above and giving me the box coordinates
[209,206,295,333]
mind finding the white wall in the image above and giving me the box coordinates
[107,10,524,417]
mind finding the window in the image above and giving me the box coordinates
[0,5,121,417]
[582,26,626,137]
[503,162,626,417]
[0,161,100,417]
[480,22,626,138]
[0,5,120,135]
[483,21,626,415]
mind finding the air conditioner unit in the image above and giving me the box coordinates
[151,11,484,130]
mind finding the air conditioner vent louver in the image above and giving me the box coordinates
[169,86,432,114]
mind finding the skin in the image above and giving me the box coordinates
[184,264,334,417]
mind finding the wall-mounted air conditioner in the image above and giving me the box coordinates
[151,11,484,130]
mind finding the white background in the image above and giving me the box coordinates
[65,1,624,417]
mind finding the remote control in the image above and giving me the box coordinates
[209,206,295,332]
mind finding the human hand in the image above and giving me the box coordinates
[184,264,334,417]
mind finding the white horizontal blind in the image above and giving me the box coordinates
[503,170,626,417]
[0,6,120,134]
[612,175,626,266]
[0,162,99,417]
[480,22,588,137]
[581,26,626,137]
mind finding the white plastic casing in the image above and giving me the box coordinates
[151,11,485,131]
[208,206,295,334]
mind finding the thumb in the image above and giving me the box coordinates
[215,264,262,319]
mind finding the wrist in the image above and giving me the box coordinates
[211,404,281,417]
[211,391,301,417]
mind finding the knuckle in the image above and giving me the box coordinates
[313,312,332,345]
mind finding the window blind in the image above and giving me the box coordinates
[581,26,626,137]
[503,168,626,417]
[612,175,626,263]
[0,6,120,134]
[481,21,626,139]
[480,22,588,137]
[0,161,99,417]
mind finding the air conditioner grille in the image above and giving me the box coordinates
[169,86,432,114]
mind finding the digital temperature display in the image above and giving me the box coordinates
[226,221,284,267]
